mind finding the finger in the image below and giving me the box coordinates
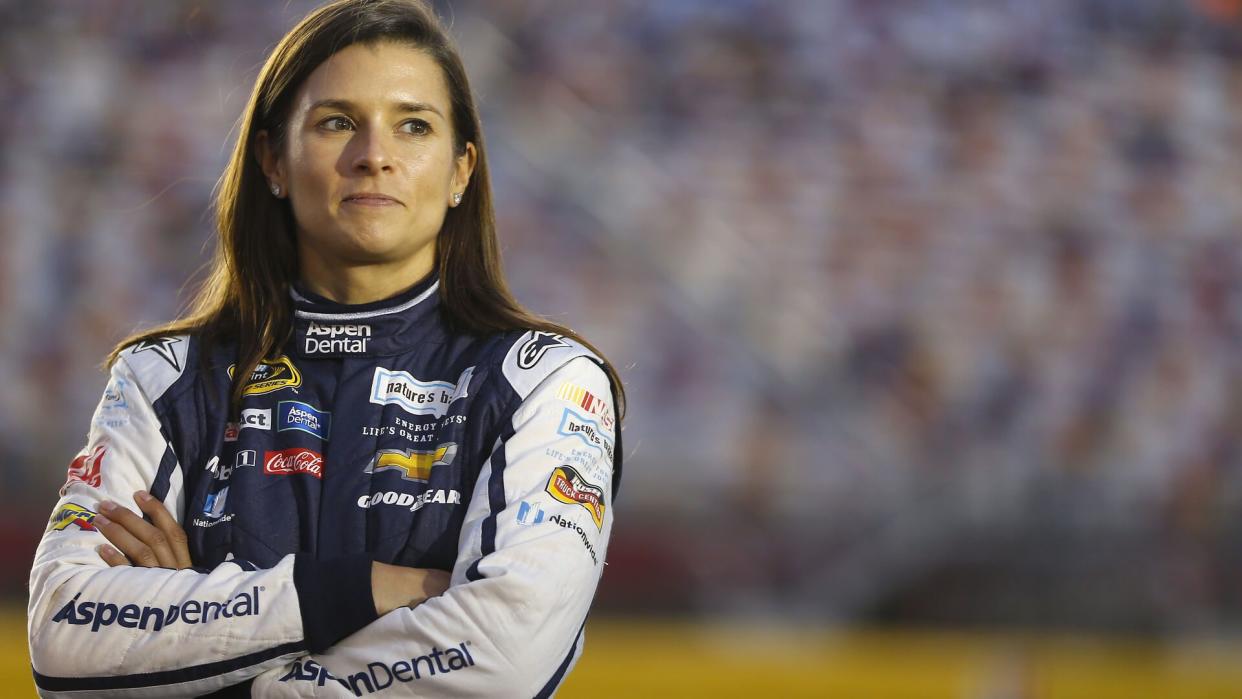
[134,490,192,569]
[95,503,177,569]
[96,544,131,567]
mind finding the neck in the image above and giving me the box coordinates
[298,246,436,305]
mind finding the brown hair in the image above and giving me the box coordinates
[110,0,625,417]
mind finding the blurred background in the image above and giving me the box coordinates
[5,0,1242,696]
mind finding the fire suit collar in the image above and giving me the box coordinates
[289,273,442,358]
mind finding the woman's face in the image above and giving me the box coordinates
[261,41,474,278]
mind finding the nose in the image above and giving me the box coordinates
[349,128,393,174]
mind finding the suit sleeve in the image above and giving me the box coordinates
[251,355,620,698]
[28,351,377,698]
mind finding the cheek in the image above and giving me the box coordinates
[287,139,338,192]
[401,147,455,188]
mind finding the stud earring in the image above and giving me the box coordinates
[270,183,281,197]
[452,192,463,205]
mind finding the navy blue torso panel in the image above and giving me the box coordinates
[154,276,522,571]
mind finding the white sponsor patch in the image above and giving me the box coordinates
[369,366,474,417]
[240,408,271,430]
[557,408,614,463]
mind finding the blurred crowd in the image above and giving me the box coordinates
[4,0,1242,632]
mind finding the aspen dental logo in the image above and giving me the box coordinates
[279,642,477,695]
[278,401,331,441]
[369,366,473,418]
[546,465,605,530]
[52,586,263,633]
[305,322,371,355]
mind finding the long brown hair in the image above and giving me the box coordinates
[110,0,625,417]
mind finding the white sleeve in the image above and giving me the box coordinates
[251,356,619,698]
[28,353,311,698]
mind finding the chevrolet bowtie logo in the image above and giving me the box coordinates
[366,443,457,482]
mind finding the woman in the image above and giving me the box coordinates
[27,1,623,696]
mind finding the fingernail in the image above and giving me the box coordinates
[134,491,151,502]
[95,544,109,556]
[95,514,111,526]
[97,501,116,513]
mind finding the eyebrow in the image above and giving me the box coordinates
[308,98,444,119]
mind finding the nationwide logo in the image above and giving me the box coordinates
[202,486,229,519]
[356,488,462,512]
[556,382,615,432]
[515,500,546,525]
[240,408,271,431]
[365,443,457,482]
[62,444,106,493]
[52,586,263,633]
[264,448,324,478]
[546,465,605,531]
[516,331,568,370]
[229,356,302,395]
[556,408,614,463]
[369,366,473,418]
[550,514,600,565]
[48,503,98,532]
[305,321,372,355]
[279,642,476,694]
[278,401,332,441]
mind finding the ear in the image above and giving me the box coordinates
[254,130,287,196]
[449,142,477,206]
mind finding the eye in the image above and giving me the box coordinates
[400,119,431,136]
[319,115,354,131]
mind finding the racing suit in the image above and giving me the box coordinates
[27,273,622,697]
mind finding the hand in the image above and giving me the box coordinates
[371,561,450,616]
[94,490,193,570]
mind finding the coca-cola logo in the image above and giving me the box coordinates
[263,448,324,479]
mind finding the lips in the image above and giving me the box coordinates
[342,192,402,206]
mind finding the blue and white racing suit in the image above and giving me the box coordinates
[28,273,622,697]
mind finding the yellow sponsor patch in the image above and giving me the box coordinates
[367,443,457,482]
[49,503,98,532]
[228,355,303,395]
[546,465,605,530]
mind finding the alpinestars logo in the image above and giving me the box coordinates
[517,332,568,369]
[131,337,183,372]
[52,586,263,633]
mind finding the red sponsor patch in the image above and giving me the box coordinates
[556,383,615,432]
[62,444,106,493]
[264,448,324,478]
[223,422,240,442]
